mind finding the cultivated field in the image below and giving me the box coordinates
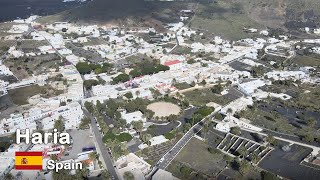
[174,138,227,176]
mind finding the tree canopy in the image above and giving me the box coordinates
[54,118,65,132]
[112,73,130,84]
[76,62,113,75]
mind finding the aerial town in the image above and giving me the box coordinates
[0,0,320,180]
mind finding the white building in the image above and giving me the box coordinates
[220,97,254,115]
[238,79,267,95]
[164,60,183,70]
[0,102,83,135]
[265,71,307,81]
[42,102,84,130]
[149,135,168,146]
[116,153,151,180]
[216,122,230,133]
[92,85,119,98]
[121,111,146,125]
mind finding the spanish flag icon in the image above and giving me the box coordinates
[15,152,43,170]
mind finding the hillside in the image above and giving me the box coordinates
[38,0,196,30]
[38,0,320,39]
[189,0,320,39]
[237,0,320,29]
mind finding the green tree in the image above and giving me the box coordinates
[123,171,135,180]
[129,69,142,78]
[141,133,152,145]
[84,101,94,113]
[89,152,97,161]
[54,118,65,132]
[79,117,91,129]
[132,121,144,134]
[203,123,209,140]
[75,163,89,179]
[113,74,130,84]
[183,123,191,133]
[230,126,241,135]
[308,117,316,128]
[179,165,191,177]
[237,146,247,158]
[4,173,14,180]
[211,83,223,94]
[96,100,105,113]
[304,133,314,142]
[226,108,233,121]
[261,171,281,180]
[266,135,277,146]
[83,79,99,90]
[101,170,111,180]
[250,152,259,164]
[76,62,92,74]
[52,169,73,180]
[239,160,251,175]
[124,92,133,99]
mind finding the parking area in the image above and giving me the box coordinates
[61,129,95,160]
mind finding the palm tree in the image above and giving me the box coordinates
[75,163,89,179]
[4,173,14,180]
[123,171,135,180]
[89,152,97,161]
[101,170,111,179]
[226,108,233,122]
[266,135,276,146]
[142,134,152,145]
[135,90,140,97]
[203,123,209,141]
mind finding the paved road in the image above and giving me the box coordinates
[83,109,119,180]
[157,121,203,169]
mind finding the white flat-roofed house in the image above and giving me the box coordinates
[116,153,151,180]
[208,70,250,84]
[92,85,119,98]
[154,83,178,95]
[0,65,13,76]
[59,65,84,102]
[66,54,85,65]
[265,71,307,81]
[8,24,29,34]
[238,79,267,95]
[8,46,24,58]
[121,111,146,125]
[38,45,56,54]
[42,102,83,130]
[216,122,230,133]
[0,113,37,134]
[58,48,72,56]
[72,37,88,43]
[0,102,83,135]
[149,135,168,146]
[221,97,254,116]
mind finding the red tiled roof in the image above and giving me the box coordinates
[164,60,181,66]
